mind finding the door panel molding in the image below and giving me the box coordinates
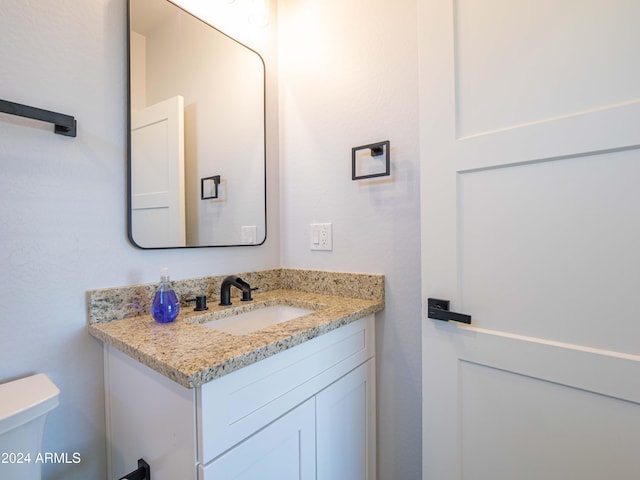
[452,0,640,143]
[456,101,640,172]
[455,326,640,404]
[459,360,640,479]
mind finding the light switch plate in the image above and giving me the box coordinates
[310,223,332,251]
[241,225,257,244]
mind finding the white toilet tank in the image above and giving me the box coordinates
[0,373,60,480]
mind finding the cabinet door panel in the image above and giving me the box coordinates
[316,360,376,480]
[200,399,316,480]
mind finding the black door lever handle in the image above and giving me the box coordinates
[427,298,472,325]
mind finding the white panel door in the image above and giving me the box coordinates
[131,95,186,248]
[419,0,640,479]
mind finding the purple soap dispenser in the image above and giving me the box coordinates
[151,267,180,323]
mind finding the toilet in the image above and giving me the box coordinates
[0,373,60,480]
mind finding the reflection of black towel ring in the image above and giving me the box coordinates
[201,175,221,200]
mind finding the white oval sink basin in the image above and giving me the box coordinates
[203,305,315,335]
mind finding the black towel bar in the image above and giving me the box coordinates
[118,458,150,480]
[0,99,76,137]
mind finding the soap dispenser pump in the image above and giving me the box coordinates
[151,267,180,323]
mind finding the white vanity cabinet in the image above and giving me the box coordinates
[104,315,376,480]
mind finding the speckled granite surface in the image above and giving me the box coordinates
[87,269,384,388]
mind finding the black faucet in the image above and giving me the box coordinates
[219,276,254,306]
[186,295,208,311]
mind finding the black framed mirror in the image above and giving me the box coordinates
[128,0,266,248]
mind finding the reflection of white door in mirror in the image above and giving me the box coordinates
[131,95,186,248]
[129,0,266,248]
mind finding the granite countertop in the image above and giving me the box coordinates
[87,269,384,388]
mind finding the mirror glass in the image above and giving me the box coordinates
[128,0,266,248]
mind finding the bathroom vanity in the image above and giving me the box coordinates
[88,268,384,480]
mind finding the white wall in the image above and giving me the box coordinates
[278,0,422,479]
[0,0,279,478]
